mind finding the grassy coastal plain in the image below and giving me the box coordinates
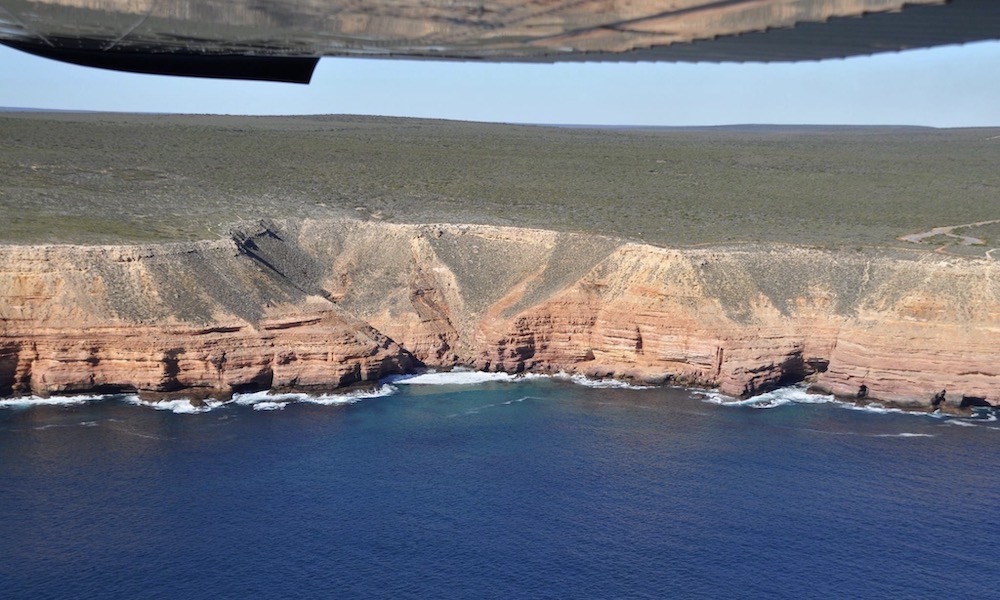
[2,112,999,252]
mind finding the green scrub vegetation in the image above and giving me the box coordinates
[2,113,998,253]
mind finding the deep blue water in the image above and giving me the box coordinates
[2,377,998,599]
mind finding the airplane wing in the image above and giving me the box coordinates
[0,0,997,83]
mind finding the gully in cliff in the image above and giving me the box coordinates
[2,218,1000,411]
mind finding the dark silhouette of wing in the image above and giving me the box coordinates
[1,0,997,83]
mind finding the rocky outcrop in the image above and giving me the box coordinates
[0,234,413,397]
[2,218,998,407]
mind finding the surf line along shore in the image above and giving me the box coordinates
[1,218,998,411]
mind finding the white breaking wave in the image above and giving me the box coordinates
[701,386,987,435]
[233,384,398,410]
[701,386,834,409]
[300,384,398,405]
[702,386,964,420]
[0,394,109,409]
[396,369,544,386]
[396,368,653,389]
[839,402,906,416]
[839,402,947,419]
[232,390,300,407]
[552,372,655,390]
[127,397,226,414]
[252,401,289,411]
[1,384,398,414]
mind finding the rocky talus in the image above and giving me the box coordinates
[1,219,997,408]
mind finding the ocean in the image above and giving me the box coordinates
[2,372,998,599]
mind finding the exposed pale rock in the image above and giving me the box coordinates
[2,219,998,407]
[0,234,413,396]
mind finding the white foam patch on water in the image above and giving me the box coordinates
[300,384,398,405]
[0,394,108,409]
[233,384,398,408]
[839,403,948,419]
[128,397,214,414]
[1,385,399,414]
[502,396,535,405]
[396,369,543,385]
[553,372,655,390]
[233,390,298,406]
[701,386,834,409]
[396,368,653,389]
[839,402,906,415]
[703,389,964,422]
[33,420,100,430]
[701,387,986,427]
[872,432,936,438]
[252,401,289,411]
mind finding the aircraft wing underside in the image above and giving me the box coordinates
[0,0,998,83]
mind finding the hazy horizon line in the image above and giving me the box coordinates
[3,107,992,130]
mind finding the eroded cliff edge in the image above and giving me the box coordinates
[2,219,997,407]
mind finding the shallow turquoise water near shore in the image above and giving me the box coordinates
[2,377,998,599]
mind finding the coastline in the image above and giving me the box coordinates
[4,115,999,412]
[2,218,998,411]
[2,368,995,421]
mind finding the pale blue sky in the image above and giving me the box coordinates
[2,40,999,126]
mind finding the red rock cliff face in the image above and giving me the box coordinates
[2,219,998,407]
[0,239,413,397]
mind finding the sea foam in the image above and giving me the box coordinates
[2,371,651,412]
[701,386,988,429]
[0,394,109,409]
[1,384,399,414]
[233,384,398,410]
[251,401,289,411]
[301,384,398,405]
[395,368,652,389]
[838,402,947,419]
[552,372,655,390]
[701,386,834,409]
[127,397,225,414]
[395,370,544,386]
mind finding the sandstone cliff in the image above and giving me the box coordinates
[2,219,997,408]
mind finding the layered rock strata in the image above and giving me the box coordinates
[1,219,997,408]
[0,238,413,398]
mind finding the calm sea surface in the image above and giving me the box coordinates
[2,375,998,599]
